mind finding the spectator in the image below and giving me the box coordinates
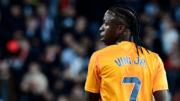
[0,60,17,101]
[20,62,48,100]
[160,12,180,55]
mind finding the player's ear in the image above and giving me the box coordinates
[117,25,125,35]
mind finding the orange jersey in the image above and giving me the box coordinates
[85,41,168,101]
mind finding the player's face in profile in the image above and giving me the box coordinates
[99,10,119,45]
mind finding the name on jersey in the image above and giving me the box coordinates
[114,56,147,68]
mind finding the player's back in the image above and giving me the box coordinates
[85,41,168,101]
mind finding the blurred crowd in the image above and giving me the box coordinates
[0,0,179,101]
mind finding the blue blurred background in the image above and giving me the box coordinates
[0,0,180,101]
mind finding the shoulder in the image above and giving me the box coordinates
[91,45,117,58]
[148,50,159,57]
[149,51,161,60]
[143,49,162,63]
[141,47,159,58]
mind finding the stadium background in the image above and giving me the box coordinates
[0,0,180,101]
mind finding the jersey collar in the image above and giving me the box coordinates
[117,41,136,50]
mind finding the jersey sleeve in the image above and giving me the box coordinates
[85,52,101,93]
[153,54,168,92]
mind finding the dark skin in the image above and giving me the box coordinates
[99,10,132,45]
[85,10,168,101]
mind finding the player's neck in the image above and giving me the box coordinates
[115,30,132,44]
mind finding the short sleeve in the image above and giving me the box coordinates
[85,52,101,93]
[153,54,168,92]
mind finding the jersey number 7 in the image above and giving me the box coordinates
[121,77,141,101]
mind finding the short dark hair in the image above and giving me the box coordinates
[108,4,149,56]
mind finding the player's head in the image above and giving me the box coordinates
[99,4,149,55]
